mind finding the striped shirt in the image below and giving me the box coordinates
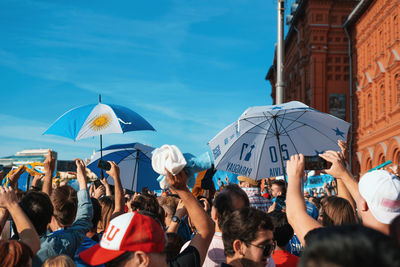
[241,187,273,213]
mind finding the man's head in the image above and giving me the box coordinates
[51,185,78,227]
[222,207,274,267]
[130,193,165,229]
[19,191,53,236]
[357,170,400,232]
[237,176,260,188]
[211,184,249,228]
[268,211,293,248]
[301,225,400,267]
[270,180,286,198]
[80,212,166,267]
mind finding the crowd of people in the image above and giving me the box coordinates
[0,140,400,267]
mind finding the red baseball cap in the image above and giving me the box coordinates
[79,212,165,265]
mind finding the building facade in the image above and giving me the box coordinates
[267,0,400,176]
[267,0,358,122]
[345,0,400,174]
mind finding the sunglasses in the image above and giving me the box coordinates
[247,241,276,257]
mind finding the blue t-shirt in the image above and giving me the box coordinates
[287,234,302,256]
[272,196,286,211]
[75,236,104,267]
[305,201,319,219]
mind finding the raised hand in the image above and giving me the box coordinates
[105,161,120,179]
[286,154,305,182]
[75,158,87,189]
[44,150,56,175]
[100,177,108,186]
[30,174,44,190]
[32,174,44,183]
[94,185,106,199]
[165,169,188,191]
[0,186,18,208]
[8,165,25,189]
[99,177,112,196]
[319,150,347,179]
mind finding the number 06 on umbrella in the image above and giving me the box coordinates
[208,101,350,180]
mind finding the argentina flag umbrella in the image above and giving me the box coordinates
[44,96,155,177]
[44,97,154,140]
[208,101,350,180]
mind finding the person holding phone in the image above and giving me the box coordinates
[285,154,356,246]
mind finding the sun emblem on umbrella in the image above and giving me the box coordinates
[89,113,112,131]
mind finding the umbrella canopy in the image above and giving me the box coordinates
[87,143,160,192]
[208,101,350,180]
[44,103,155,140]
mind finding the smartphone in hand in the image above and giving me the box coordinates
[304,156,328,170]
[97,160,111,171]
[93,179,102,188]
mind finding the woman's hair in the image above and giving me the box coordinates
[0,240,33,267]
[321,196,356,226]
[98,196,115,233]
[51,185,78,227]
[43,254,76,267]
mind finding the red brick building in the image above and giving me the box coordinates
[344,0,400,174]
[267,0,400,175]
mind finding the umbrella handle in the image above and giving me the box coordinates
[273,117,287,183]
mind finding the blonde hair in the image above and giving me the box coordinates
[42,255,76,267]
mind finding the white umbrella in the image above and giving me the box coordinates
[208,101,350,180]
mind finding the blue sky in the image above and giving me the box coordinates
[0,0,285,160]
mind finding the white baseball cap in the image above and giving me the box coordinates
[359,170,400,224]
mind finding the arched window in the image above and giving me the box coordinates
[378,154,385,165]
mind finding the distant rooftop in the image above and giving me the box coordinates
[0,149,56,166]
[16,149,51,156]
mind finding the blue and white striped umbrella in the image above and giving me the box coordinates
[87,143,160,192]
[208,101,350,180]
[44,103,155,140]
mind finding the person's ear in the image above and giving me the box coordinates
[211,206,218,221]
[133,251,150,266]
[233,239,246,257]
[359,198,369,212]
